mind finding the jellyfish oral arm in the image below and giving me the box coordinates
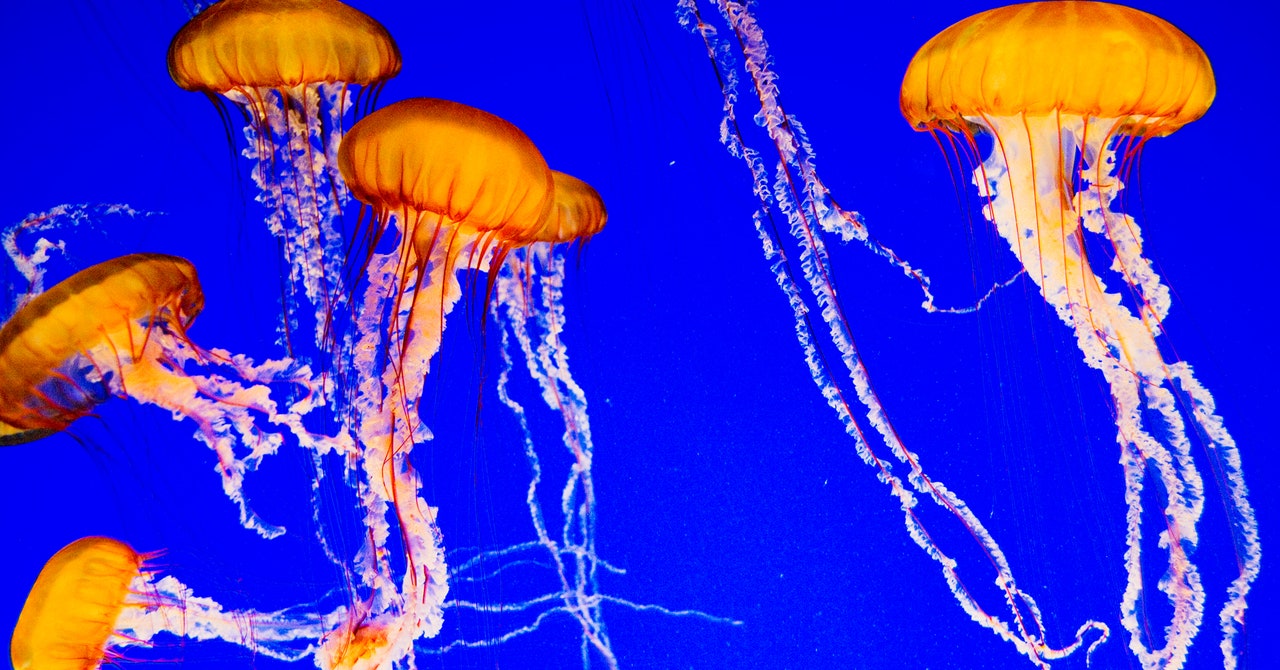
[2,204,154,311]
[491,245,617,667]
[114,571,344,664]
[343,223,458,656]
[977,115,1204,668]
[973,112,1259,670]
[229,83,351,352]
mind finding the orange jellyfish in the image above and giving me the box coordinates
[0,253,335,538]
[11,537,141,670]
[12,536,339,667]
[168,0,401,351]
[307,96,552,666]
[901,3,1258,668]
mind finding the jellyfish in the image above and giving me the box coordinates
[899,4,1258,669]
[296,96,553,665]
[0,253,339,539]
[168,0,401,353]
[12,536,354,667]
[336,97,555,404]
[509,171,607,247]
[11,536,140,670]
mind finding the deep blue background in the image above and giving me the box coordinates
[0,1,1273,668]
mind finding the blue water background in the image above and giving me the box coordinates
[0,1,1274,668]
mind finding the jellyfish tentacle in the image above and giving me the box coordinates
[492,245,616,668]
[345,218,454,651]
[679,2,1109,665]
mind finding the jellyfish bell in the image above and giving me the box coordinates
[167,0,401,96]
[168,0,401,354]
[521,170,608,246]
[11,536,143,670]
[902,3,1257,668]
[0,253,202,436]
[900,2,1214,138]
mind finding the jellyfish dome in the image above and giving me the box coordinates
[339,97,555,254]
[167,0,400,94]
[515,170,608,246]
[900,1,1214,137]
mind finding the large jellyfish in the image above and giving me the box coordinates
[900,3,1258,668]
[168,0,400,353]
[0,253,336,539]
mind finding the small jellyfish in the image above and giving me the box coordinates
[11,537,141,670]
[520,170,607,245]
[12,536,341,667]
[0,253,204,435]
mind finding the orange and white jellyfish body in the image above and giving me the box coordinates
[12,536,340,667]
[168,0,401,351]
[317,97,553,665]
[11,537,142,670]
[0,254,338,539]
[486,171,616,663]
[901,3,1258,669]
